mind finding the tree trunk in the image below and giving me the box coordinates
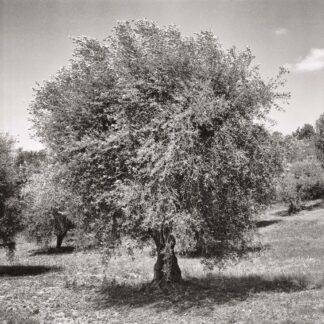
[288,199,301,214]
[56,232,66,249]
[152,230,182,286]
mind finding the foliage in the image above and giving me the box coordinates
[273,120,324,214]
[292,123,315,141]
[315,114,324,163]
[21,162,76,248]
[276,159,324,213]
[0,133,21,256]
[272,132,316,164]
[15,148,47,186]
[29,20,288,275]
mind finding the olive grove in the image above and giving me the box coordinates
[275,120,324,214]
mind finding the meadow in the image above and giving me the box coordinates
[1,202,324,324]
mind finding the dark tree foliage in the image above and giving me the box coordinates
[30,21,288,283]
[293,124,315,141]
[0,134,21,257]
[315,114,324,164]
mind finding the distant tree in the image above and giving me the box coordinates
[15,149,46,168]
[315,114,324,163]
[21,162,75,249]
[30,21,288,284]
[293,124,315,141]
[283,134,317,163]
[277,159,324,213]
[15,148,46,186]
[0,134,21,257]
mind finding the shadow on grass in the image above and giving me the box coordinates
[29,246,75,256]
[179,243,267,258]
[256,219,282,228]
[0,265,62,277]
[96,273,316,313]
[273,209,289,217]
[273,200,324,218]
[0,305,39,324]
[302,201,324,212]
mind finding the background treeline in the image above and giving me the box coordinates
[275,116,324,214]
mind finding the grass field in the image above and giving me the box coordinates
[1,202,324,323]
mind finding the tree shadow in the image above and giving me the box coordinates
[302,201,324,212]
[256,219,282,228]
[0,265,62,277]
[95,273,316,313]
[273,200,324,218]
[273,209,289,217]
[244,243,270,253]
[29,246,75,256]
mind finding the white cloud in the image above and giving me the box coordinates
[275,28,287,36]
[293,48,324,72]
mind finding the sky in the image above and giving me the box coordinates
[1,0,324,150]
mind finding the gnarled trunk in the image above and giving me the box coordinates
[288,198,301,214]
[151,228,182,285]
[53,208,74,249]
[56,232,66,249]
[289,186,302,215]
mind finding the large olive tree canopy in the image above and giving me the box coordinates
[30,20,288,283]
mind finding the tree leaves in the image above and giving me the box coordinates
[0,134,21,250]
[29,20,288,262]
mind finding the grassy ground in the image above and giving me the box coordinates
[1,202,324,323]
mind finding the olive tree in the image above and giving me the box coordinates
[30,20,288,284]
[277,159,324,213]
[0,134,21,256]
[293,124,315,141]
[21,162,75,249]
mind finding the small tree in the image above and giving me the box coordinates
[30,20,288,284]
[277,159,324,213]
[0,134,21,257]
[21,162,75,249]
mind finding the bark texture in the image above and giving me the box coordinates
[151,228,182,285]
[56,232,66,249]
[53,208,74,249]
[288,198,301,214]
